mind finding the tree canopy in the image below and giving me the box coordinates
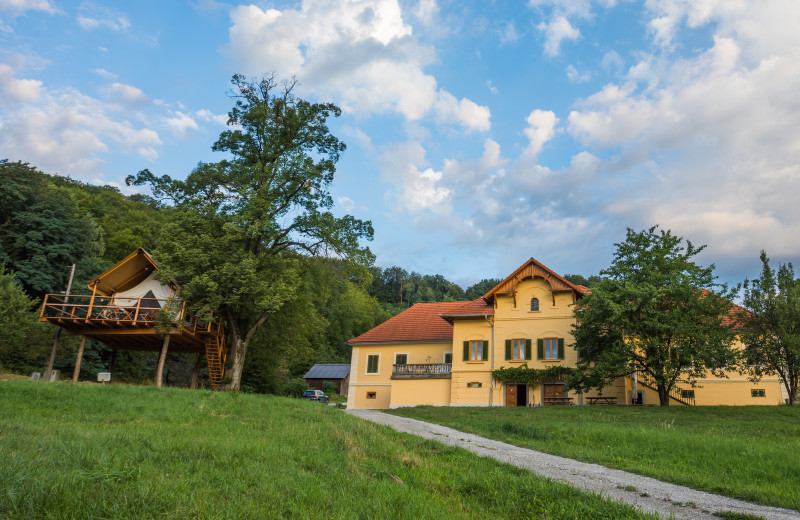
[736,251,800,405]
[127,74,374,390]
[569,226,739,405]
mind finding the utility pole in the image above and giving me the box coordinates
[44,264,76,383]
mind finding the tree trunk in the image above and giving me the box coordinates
[154,335,171,388]
[227,335,250,391]
[657,384,670,406]
[71,336,87,383]
[190,352,203,389]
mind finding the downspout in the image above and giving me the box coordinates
[483,315,494,406]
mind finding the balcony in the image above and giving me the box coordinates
[391,363,452,380]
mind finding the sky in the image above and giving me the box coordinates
[1,0,799,290]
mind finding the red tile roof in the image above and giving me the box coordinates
[439,298,494,323]
[348,301,472,344]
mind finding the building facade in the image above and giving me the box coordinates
[347,258,783,409]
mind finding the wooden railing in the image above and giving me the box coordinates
[40,294,221,336]
[392,363,452,379]
[635,370,695,406]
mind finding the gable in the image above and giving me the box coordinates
[483,257,587,305]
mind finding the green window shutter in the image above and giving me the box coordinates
[505,340,512,360]
[525,339,532,360]
[537,339,544,359]
[558,338,565,360]
[482,341,489,361]
[463,341,470,361]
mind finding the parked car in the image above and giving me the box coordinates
[302,389,329,404]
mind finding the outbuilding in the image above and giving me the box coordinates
[303,364,350,395]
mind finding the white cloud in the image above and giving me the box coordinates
[92,67,117,79]
[0,62,161,177]
[0,63,42,100]
[565,64,591,83]
[380,141,451,214]
[601,50,624,71]
[412,0,438,25]
[537,16,580,56]
[522,109,559,160]
[77,3,130,31]
[225,0,490,132]
[487,80,497,94]
[337,196,356,212]
[164,111,198,136]
[104,82,149,105]
[195,108,227,126]
[0,0,56,14]
[499,20,521,45]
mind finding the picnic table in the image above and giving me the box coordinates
[586,396,617,405]
[542,397,573,405]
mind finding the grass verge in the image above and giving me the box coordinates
[386,405,800,511]
[0,381,658,520]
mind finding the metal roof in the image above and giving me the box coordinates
[303,364,351,379]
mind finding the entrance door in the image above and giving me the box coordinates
[543,383,565,401]
[506,384,517,406]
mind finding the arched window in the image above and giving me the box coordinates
[530,298,539,311]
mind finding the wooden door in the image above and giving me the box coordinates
[543,383,564,400]
[506,384,517,406]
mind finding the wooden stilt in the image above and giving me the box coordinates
[109,349,117,372]
[190,352,203,389]
[154,335,171,388]
[71,336,87,383]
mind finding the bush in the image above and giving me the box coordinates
[322,381,338,395]
[284,377,308,397]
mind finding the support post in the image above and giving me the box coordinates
[71,336,87,383]
[44,264,76,382]
[190,352,203,389]
[154,335,171,388]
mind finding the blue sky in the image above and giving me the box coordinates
[2,0,799,290]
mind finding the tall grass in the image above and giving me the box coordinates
[388,405,800,511]
[0,381,658,519]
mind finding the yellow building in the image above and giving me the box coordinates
[347,258,783,409]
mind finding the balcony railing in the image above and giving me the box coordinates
[391,363,452,380]
[39,294,221,336]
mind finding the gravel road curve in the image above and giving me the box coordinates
[346,409,799,520]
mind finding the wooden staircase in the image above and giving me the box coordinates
[635,371,695,405]
[205,326,226,390]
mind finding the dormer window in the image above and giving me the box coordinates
[530,298,539,311]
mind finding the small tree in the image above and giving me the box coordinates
[128,75,373,390]
[736,251,800,405]
[570,226,739,406]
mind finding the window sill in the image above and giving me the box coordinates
[465,361,487,364]
[540,359,562,363]
[508,359,530,363]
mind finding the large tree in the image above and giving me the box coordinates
[127,75,373,390]
[570,226,739,406]
[736,251,800,405]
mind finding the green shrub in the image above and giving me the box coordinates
[284,377,308,397]
[322,381,338,395]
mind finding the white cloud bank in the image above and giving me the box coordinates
[225,0,490,132]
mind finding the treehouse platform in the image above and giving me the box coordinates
[39,249,227,389]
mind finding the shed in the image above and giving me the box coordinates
[303,364,351,395]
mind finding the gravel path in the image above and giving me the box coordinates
[346,409,799,520]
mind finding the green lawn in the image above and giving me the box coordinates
[0,381,658,520]
[387,404,800,511]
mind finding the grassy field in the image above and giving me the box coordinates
[387,405,800,511]
[0,381,659,520]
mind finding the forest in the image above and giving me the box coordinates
[0,159,527,395]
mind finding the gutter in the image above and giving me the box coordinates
[483,315,495,406]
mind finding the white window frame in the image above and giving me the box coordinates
[443,351,453,364]
[394,352,409,365]
[365,353,381,375]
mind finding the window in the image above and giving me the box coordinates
[444,352,453,364]
[537,338,564,360]
[463,340,489,361]
[366,392,376,399]
[681,389,695,399]
[752,389,766,398]
[467,382,482,388]
[395,353,408,365]
[505,339,531,361]
[366,354,379,374]
[530,298,539,311]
